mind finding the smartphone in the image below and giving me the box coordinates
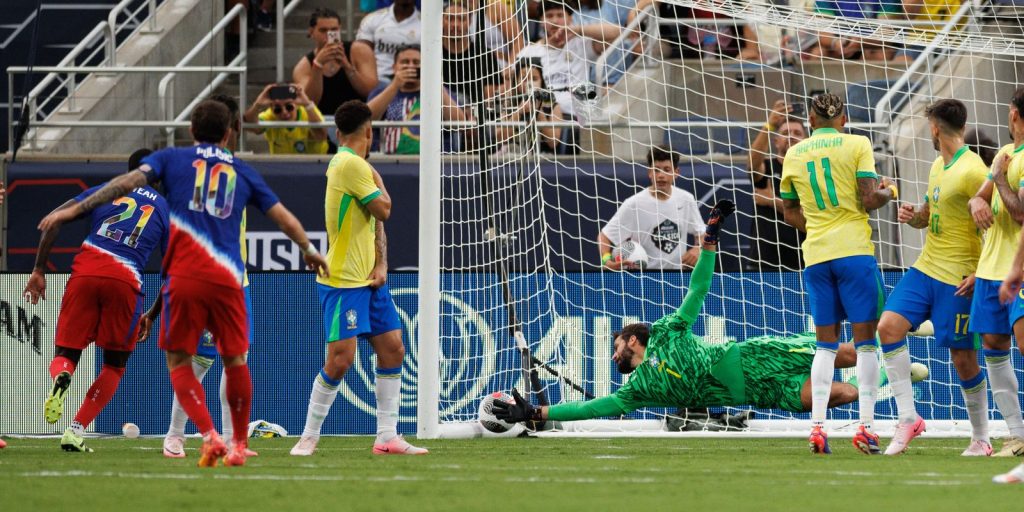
[327,30,341,45]
[414,67,421,80]
[269,84,297,100]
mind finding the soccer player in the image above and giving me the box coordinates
[37,100,328,467]
[966,88,1024,458]
[290,100,427,456]
[492,201,866,424]
[25,149,170,452]
[878,98,989,456]
[779,92,896,454]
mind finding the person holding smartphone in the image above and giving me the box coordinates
[293,7,377,117]
[244,83,328,155]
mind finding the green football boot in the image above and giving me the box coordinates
[44,371,72,424]
[61,427,93,453]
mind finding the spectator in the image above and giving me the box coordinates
[464,0,527,67]
[810,0,902,61]
[367,45,470,154]
[495,58,564,153]
[355,0,421,83]
[889,0,961,62]
[294,7,378,118]
[632,0,760,60]
[747,99,806,271]
[577,0,634,27]
[227,0,276,33]
[243,83,328,154]
[443,2,502,107]
[516,0,621,119]
[965,128,998,167]
[598,145,706,270]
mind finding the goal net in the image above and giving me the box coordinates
[417,0,1024,438]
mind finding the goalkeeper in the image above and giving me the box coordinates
[494,200,860,424]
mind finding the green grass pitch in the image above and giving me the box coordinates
[1,436,1022,511]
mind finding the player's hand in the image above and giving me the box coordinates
[367,262,387,288]
[681,246,700,267]
[703,199,735,246]
[24,269,46,304]
[955,274,976,297]
[897,203,916,224]
[1000,267,1024,304]
[491,388,541,423]
[137,314,155,343]
[969,196,994,230]
[305,251,330,278]
[38,206,78,232]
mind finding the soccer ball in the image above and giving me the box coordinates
[122,422,140,439]
[910,362,929,383]
[478,392,516,434]
[613,240,649,267]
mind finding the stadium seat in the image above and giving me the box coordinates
[664,117,748,156]
[845,80,915,124]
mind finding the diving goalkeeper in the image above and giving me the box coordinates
[494,200,860,424]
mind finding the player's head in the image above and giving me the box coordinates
[128,148,152,170]
[209,94,240,151]
[646,145,680,197]
[809,93,846,130]
[189,99,231,146]
[925,98,967,150]
[1008,87,1024,140]
[335,100,374,151]
[773,117,806,157]
[964,128,998,167]
[612,323,649,374]
[308,7,341,48]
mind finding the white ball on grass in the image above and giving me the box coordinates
[910,362,929,383]
[122,422,140,439]
[478,392,516,434]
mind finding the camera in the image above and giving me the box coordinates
[571,83,597,102]
[532,89,555,104]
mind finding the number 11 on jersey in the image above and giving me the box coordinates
[805,158,840,210]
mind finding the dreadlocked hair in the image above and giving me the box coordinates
[811,93,845,120]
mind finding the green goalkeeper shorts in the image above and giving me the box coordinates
[738,335,817,413]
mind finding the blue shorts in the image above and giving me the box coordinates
[1010,287,1024,329]
[196,285,253,359]
[803,255,885,326]
[970,277,1011,336]
[885,268,978,349]
[318,283,402,343]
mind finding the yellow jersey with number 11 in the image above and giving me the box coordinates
[779,128,878,267]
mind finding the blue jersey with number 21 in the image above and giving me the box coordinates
[141,144,280,289]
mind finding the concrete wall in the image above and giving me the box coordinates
[24,0,223,154]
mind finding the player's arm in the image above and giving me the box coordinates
[367,220,388,288]
[969,178,996,230]
[781,198,806,232]
[856,175,896,211]
[897,201,929,229]
[24,198,84,304]
[264,203,329,277]
[991,152,1024,224]
[674,200,734,324]
[364,167,392,221]
[492,389,632,423]
[38,171,149,232]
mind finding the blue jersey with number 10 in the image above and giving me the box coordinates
[141,144,280,289]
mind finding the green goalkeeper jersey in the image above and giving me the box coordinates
[546,249,744,421]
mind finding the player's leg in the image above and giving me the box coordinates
[46,277,100,424]
[208,284,252,466]
[802,260,843,454]
[877,268,933,455]
[164,346,214,458]
[220,286,257,457]
[291,285,370,456]
[61,349,131,453]
[994,302,1024,481]
[977,278,1024,457]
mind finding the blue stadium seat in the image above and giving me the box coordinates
[712,124,749,155]
[845,80,915,124]
[665,117,748,156]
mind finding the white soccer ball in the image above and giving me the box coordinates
[910,362,929,383]
[478,392,517,434]
[613,240,650,267]
[122,422,140,439]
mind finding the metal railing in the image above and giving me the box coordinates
[594,5,659,86]
[277,0,307,83]
[160,4,248,149]
[106,0,162,66]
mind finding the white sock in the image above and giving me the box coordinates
[961,372,990,443]
[882,342,918,423]
[167,360,210,437]
[301,370,339,438]
[375,367,402,442]
[219,368,233,441]
[810,343,838,425]
[986,351,1024,439]
[854,341,879,429]
[71,420,85,436]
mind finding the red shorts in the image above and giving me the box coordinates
[55,275,144,352]
[158,275,249,357]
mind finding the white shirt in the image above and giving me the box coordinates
[356,6,422,81]
[601,187,706,269]
[516,37,596,117]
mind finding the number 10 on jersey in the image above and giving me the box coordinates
[806,157,839,210]
[191,159,237,219]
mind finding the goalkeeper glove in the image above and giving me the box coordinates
[703,199,735,245]
[491,388,543,423]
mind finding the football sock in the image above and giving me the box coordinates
[375,366,402,443]
[960,370,989,443]
[167,360,211,437]
[72,364,126,429]
[854,339,879,429]
[985,350,1024,439]
[169,364,214,435]
[301,369,340,438]
[882,340,918,423]
[49,356,77,379]
[219,368,233,441]
[70,420,85,437]
[810,342,839,425]
[223,364,252,446]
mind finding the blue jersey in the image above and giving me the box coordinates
[140,145,279,288]
[71,185,169,293]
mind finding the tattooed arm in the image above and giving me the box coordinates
[368,220,388,288]
[37,170,149,232]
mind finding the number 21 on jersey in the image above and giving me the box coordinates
[191,159,236,219]
[97,197,154,248]
[805,157,839,210]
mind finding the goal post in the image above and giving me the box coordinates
[418,0,1024,438]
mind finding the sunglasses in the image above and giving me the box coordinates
[273,103,295,114]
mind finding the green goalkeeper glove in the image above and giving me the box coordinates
[491,389,542,423]
[703,199,735,245]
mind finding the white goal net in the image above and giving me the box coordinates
[417,0,1024,438]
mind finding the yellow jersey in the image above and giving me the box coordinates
[912,146,987,285]
[976,143,1024,281]
[318,147,382,289]
[258,105,329,155]
[779,128,878,266]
